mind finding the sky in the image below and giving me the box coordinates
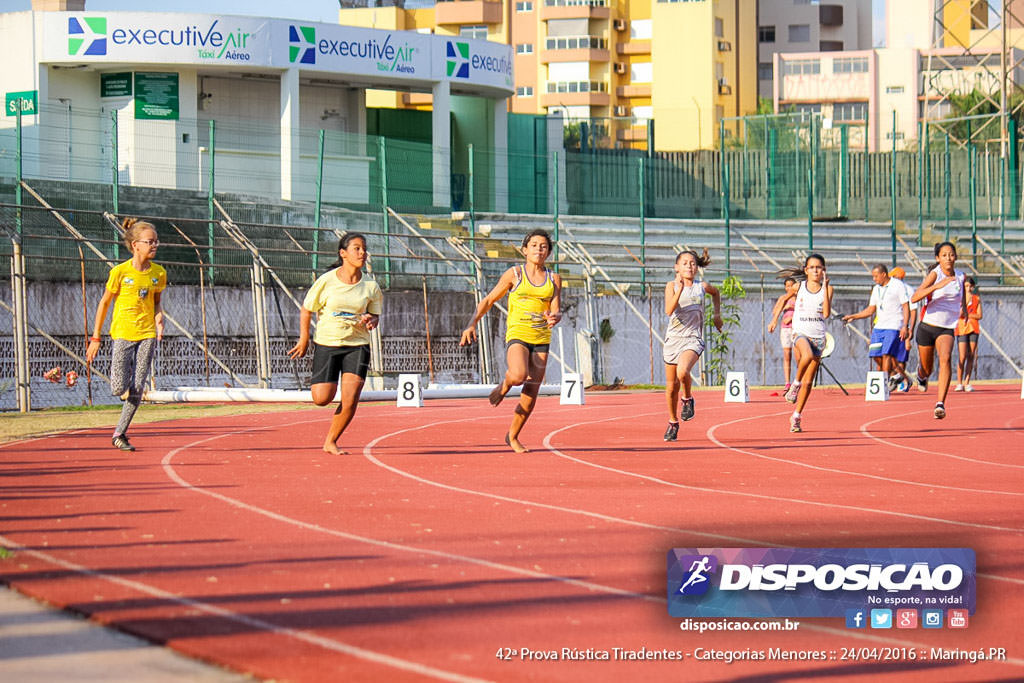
[4,0,889,46]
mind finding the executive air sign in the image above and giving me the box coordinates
[40,12,512,94]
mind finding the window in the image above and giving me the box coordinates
[758,62,773,80]
[460,25,488,40]
[788,24,810,42]
[516,43,534,54]
[833,101,867,121]
[886,85,905,94]
[782,58,820,75]
[833,56,868,73]
[759,25,776,42]
[516,86,535,96]
[715,17,724,38]
[515,1,533,10]
[795,103,821,115]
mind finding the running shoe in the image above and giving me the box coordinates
[784,382,800,403]
[888,375,902,393]
[954,384,964,392]
[965,384,974,392]
[914,374,929,392]
[933,403,946,419]
[112,434,135,451]
[789,415,802,433]
[898,379,910,393]
[663,422,679,442]
[680,397,695,422]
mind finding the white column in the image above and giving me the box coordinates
[492,97,508,212]
[280,67,300,201]
[432,80,451,209]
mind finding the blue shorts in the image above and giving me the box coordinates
[868,328,903,359]
[794,334,825,358]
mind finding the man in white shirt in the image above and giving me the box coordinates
[843,264,911,392]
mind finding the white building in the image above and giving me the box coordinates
[0,5,515,208]
[757,0,873,100]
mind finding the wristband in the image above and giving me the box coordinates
[89,336,101,343]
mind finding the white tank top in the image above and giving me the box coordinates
[666,280,705,339]
[920,266,964,330]
[792,280,827,339]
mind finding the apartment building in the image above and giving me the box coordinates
[339,0,757,151]
[757,0,872,100]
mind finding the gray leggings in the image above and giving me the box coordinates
[110,338,156,437]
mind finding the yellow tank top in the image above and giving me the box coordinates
[505,265,554,344]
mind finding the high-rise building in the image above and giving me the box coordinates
[338,0,758,151]
[757,0,872,100]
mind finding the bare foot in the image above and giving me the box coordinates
[323,442,349,455]
[504,433,529,453]
[489,383,507,407]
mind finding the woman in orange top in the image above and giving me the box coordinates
[954,277,983,392]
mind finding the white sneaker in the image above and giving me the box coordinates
[965,385,974,392]
[954,384,964,392]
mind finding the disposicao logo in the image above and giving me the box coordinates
[447,41,470,78]
[289,25,316,64]
[68,17,107,56]
[667,548,975,619]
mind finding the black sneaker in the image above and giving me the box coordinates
[663,422,679,442]
[914,374,929,392]
[680,397,695,422]
[887,375,901,393]
[112,435,135,451]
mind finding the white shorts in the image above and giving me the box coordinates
[663,335,705,365]
[780,327,795,349]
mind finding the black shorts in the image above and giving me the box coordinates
[506,339,550,354]
[310,343,370,384]
[957,332,979,344]
[915,322,954,347]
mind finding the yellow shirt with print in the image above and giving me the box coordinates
[106,261,167,341]
[303,270,383,347]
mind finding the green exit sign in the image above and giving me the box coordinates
[5,90,38,117]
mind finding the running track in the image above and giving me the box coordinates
[1,386,1022,681]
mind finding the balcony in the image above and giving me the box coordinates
[540,0,610,20]
[435,0,503,25]
[541,35,610,63]
[617,126,647,142]
[819,4,843,27]
[616,83,651,97]
[616,40,651,55]
[540,80,610,106]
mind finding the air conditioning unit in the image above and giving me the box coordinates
[717,40,732,51]
[614,61,627,74]
[614,105,629,117]
[613,19,627,32]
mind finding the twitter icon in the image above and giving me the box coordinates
[870,609,893,629]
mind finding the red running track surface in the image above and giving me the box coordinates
[1,386,1022,682]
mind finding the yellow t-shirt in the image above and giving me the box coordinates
[505,265,554,344]
[106,260,167,341]
[303,269,383,347]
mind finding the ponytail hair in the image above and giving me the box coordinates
[777,253,826,281]
[934,240,957,258]
[121,217,157,250]
[326,232,368,271]
[675,248,711,267]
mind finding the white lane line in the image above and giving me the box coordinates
[0,533,490,683]
[703,411,1024,497]
[858,403,1024,469]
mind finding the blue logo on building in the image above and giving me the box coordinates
[289,25,316,64]
[68,17,107,56]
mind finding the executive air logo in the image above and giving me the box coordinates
[289,25,316,64]
[667,548,976,619]
[447,41,470,78]
[68,17,107,56]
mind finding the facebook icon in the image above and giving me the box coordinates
[845,609,866,628]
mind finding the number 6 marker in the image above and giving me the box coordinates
[724,371,749,403]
